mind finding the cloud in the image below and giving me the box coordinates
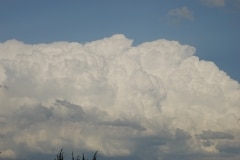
[216,142,240,154]
[167,6,194,24]
[196,130,234,140]
[0,149,16,159]
[0,34,240,160]
[200,0,240,13]
[200,0,226,7]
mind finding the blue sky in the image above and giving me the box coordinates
[1,0,240,82]
[1,1,240,160]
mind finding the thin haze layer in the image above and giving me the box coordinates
[0,34,239,160]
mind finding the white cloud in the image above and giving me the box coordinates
[167,6,194,24]
[0,34,240,160]
[200,0,226,7]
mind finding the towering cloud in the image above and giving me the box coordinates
[0,35,239,160]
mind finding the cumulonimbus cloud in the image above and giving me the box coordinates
[0,34,239,160]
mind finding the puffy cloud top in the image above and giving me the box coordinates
[0,35,239,160]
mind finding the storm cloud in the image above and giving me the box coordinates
[0,35,239,160]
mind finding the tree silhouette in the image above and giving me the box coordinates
[55,149,98,160]
[92,151,98,160]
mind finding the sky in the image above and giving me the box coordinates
[0,0,240,160]
[0,0,240,82]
